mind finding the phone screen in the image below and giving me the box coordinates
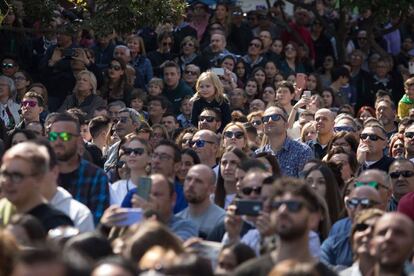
[136,177,152,200]
[212,67,225,76]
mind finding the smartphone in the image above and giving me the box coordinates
[303,90,312,98]
[212,67,225,76]
[235,199,263,216]
[136,177,152,200]
[116,208,143,226]
[409,61,414,75]
[296,73,307,90]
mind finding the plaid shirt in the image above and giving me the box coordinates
[58,159,109,225]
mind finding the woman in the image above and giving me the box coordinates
[389,133,405,158]
[261,84,276,107]
[7,128,36,149]
[13,70,32,101]
[0,75,20,129]
[300,121,317,143]
[356,106,376,122]
[110,135,150,205]
[305,163,344,223]
[175,127,198,150]
[100,57,132,104]
[149,124,169,150]
[221,122,250,153]
[247,111,264,134]
[252,67,266,93]
[306,73,322,94]
[177,148,200,184]
[215,243,255,275]
[254,151,281,176]
[320,87,336,109]
[318,55,336,88]
[270,39,284,62]
[176,36,205,73]
[326,147,359,183]
[244,78,260,101]
[234,59,248,87]
[264,60,279,86]
[127,35,153,85]
[58,70,106,119]
[327,131,359,154]
[215,146,248,208]
[278,41,306,78]
[211,3,231,33]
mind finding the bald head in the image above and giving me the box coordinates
[315,108,335,121]
[315,108,335,135]
[188,164,216,185]
[184,164,216,205]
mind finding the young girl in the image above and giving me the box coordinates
[190,71,231,131]
[244,78,259,102]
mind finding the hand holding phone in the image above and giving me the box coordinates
[212,67,225,76]
[235,199,263,216]
[115,208,143,226]
[136,177,152,200]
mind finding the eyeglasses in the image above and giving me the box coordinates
[48,131,79,142]
[334,126,355,132]
[249,42,261,48]
[0,170,37,183]
[223,131,244,139]
[252,120,262,126]
[404,132,414,139]
[360,133,385,141]
[2,63,15,69]
[241,186,262,195]
[199,116,216,123]
[190,139,215,148]
[262,114,285,123]
[151,152,173,161]
[109,64,121,71]
[354,181,389,190]
[163,42,173,46]
[14,76,26,81]
[354,223,372,232]
[345,198,379,209]
[271,200,305,213]
[21,100,38,108]
[184,70,197,75]
[113,117,129,124]
[123,147,145,156]
[389,170,414,179]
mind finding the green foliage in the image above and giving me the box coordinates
[23,0,58,26]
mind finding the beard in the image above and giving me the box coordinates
[276,217,308,241]
[55,147,78,162]
[185,191,205,204]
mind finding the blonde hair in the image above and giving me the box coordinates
[301,121,317,143]
[247,111,264,122]
[193,71,225,104]
[74,70,97,94]
[148,77,164,90]
[221,122,249,153]
[126,34,147,55]
[3,142,50,175]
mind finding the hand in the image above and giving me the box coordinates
[72,48,90,66]
[100,205,128,227]
[256,211,273,237]
[224,205,242,241]
[294,95,311,110]
[131,194,152,210]
[49,48,63,66]
[357,142,369,164]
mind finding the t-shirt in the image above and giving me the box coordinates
[27,203,74,231]
[177,203,225,239]
[233,254,337,276]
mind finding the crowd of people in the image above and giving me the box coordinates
[1,0,414,275]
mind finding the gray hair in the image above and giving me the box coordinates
[74,70,97,94]
[359,169,392,189]
[119,107,142,125]
[114,45,131,57]
[0,75,17,100]
[108,100,126,110]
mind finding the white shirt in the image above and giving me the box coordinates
[51,187,95,233]
[109,179,136,205]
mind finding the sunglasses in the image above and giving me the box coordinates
[21,100,37,107]
[199,116,216,123]
[0,170,36,183]
[123,147,145,156]
[354,223,372,232]
[116,160,126,168]
[346,198,379,209]
[241,186,262,195]
[2,63,15,69]
[185,70,197,76]
[223,131,244,139]
[252,120,262,126]
[271,200,305,213]
[190,139,214,148]
[360,133,385,141]
[354,181,389,190]
[404,132,414,139]
[249,42,261,48]
[48,131,78,142]
[163,42,173,46]
[262,114,285,123]
[334,126,355,132]
[109,64,121,71]
[389,170,414,179]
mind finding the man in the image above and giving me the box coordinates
[329,66,353,107]
[357,169,392,211]
[369,213,414,276]
[161,61,193,114]
[104,107,141,171]
[320,186,382,269]
[88,115,111,155]
[256,105,313,177]
[16,91,45,129]
[113,45,131,64]
[358,123,394,172]
[334,114,358,137]
[375,99,397,138]
[242,37,267,69]
[198,107,222,132]
[191,129,220,170]
[234,177,334,276]
[307,108,335,159]
[161,112,180,138]
[182,64,200,89]
[92,32,116,70]
[350,49,374,110]
[178,164,225,238]
[205,33,232,67]
[387,159,414,211]
[259,30,273,54]
[404,122,414,161]
[249,99,266,113]
[123,140,187,213]
[107,100,126,122]
[132,173,197,241]
[49,112,109,224]
[147,95,168,126]
[229,88,247,112]
[0,142,73,231]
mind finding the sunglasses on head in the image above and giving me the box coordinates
[190,139,214,148]
[334,126,355,132]
[262,114,285,123]
[404,132,414,139]
[109,64,121,71]
[271,200,305,213]
[346,198,379,209]
[21,100,37,108]
[2,63,14,69]
[389,170,414,179]
[224,131,244,139]
[199,116,216,123]
[241,186,262,195]
[123,147,145,156]
[360,133,385,141]
[48,131,78,142]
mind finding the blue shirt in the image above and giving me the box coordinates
[255,137,313,177]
